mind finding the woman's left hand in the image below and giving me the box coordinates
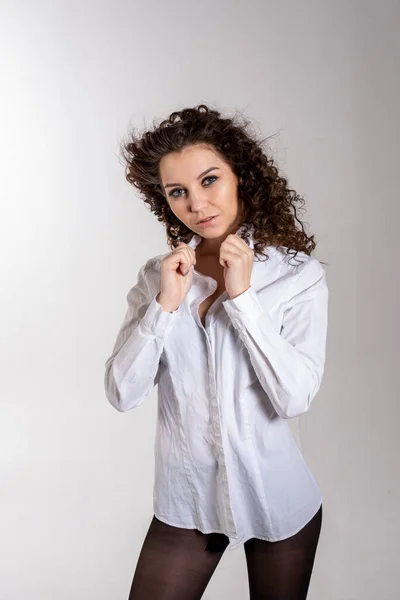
[219,234,254,300]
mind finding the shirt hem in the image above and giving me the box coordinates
[153,512,238,539]
[154,500,322,552]
[227,501,323,551]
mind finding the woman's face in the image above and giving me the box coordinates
[159,143,243,240]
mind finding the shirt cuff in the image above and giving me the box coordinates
[141,293,182,339]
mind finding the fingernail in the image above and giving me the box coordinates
[184,268,189,276]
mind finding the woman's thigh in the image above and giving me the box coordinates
[244,504,323,600]
[128,516,229,600]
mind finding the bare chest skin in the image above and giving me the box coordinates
[195,252,226,327]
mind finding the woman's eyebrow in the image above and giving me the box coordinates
[164,166,220,189]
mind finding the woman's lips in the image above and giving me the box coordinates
[197,215,219,228]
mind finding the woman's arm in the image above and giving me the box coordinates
[222,257,328,419]
[104,261,181,412]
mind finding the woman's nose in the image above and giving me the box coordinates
[188,190,210,211]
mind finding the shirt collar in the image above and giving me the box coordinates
[187,222,255,251]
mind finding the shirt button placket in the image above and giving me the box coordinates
[204,327,237,537]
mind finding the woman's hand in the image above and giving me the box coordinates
[219,234,254,299]
[157,243,196,312]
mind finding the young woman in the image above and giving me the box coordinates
[104,104,328,600]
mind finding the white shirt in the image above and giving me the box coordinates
[104,223,328,551]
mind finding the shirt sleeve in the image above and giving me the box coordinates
[104,262,182,412]
[222,257,328,419]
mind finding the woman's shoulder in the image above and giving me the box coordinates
[261,245,322,271]
[141,252,168,275]
[255,247,326,309]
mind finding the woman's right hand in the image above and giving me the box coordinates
[156,243,197,312]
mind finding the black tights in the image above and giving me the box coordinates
[128,504,322,600]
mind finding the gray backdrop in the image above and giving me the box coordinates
[1,0,399,598]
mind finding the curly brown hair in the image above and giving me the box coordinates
[120,104,322,265]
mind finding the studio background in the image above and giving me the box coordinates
[1,0,398,598]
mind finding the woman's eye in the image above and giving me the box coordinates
[169,175,218,199]
[203,175,218,186]
[169,187,184,198]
